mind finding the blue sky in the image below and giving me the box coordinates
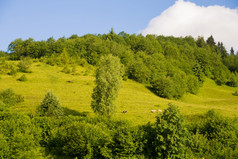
[0,0,238,51]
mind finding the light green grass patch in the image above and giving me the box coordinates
[0,61,237,125]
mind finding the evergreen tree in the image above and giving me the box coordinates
[230,47,235,56]
[37,91,64,118]
[91,54,124,117]
[206,35,215,46]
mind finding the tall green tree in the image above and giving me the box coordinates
[91,54,124,117]
[153,104,188,158]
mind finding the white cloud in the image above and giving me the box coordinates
[140,0,238,52]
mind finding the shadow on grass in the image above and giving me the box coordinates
[146,86,158,96]
[63,107,89,117]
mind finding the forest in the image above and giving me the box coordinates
[0,30,238,158]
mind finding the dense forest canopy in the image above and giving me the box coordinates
[6,31,238,99]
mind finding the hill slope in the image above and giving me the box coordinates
[0,62,237,125]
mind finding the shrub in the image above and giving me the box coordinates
[36,91,64,118]
[0,88,24,106]
[61,65,71,74]
[151,76,174,99]
[17,74,28,81]
[8,65,17,76]
[17,57,32,73]
[54,122,113,158]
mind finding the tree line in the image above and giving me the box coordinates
[6,31,238,99]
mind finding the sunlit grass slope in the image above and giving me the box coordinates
[0,62,237,125]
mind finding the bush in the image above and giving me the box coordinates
[36,91,64,118]
[151,76,174,99]
[54,122,113,158]
[8,65,17,76]
[61,65,71,74]
[17,57,32,73]
[17,74,28,81]
[0,88,24,106]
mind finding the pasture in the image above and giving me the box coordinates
[1,61,238,125]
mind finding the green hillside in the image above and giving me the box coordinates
[1,61,237,125]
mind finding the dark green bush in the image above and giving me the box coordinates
[54,122,113,158]
[112,124,145,158]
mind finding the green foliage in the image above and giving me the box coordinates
[227,73,238,87]
[0,88,24,106]
[0,111,43,158]
[152,104,189,158]
[7,65,18,76]
[129,60,151,83]
[54,121,113,158]
[61,65,71,74]
[17,57,32,73]
[0,51,7,57]
[7,32,238,102]
[112,124,145,158]
[186,75,200,94]
[193,63,205,84]
[37,91,64,118]
[0,100,6,111]
[188,110,238,158]
[151,76,174,99]
[60,48,69,65]
[18,74,28,81]
[151,71,188,99]
[91,54,124,117]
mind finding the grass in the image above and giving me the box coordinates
[0,61,238,125]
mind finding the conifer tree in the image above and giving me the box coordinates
[37,91,64,117]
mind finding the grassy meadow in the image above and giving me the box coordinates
[1,61,238,125]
